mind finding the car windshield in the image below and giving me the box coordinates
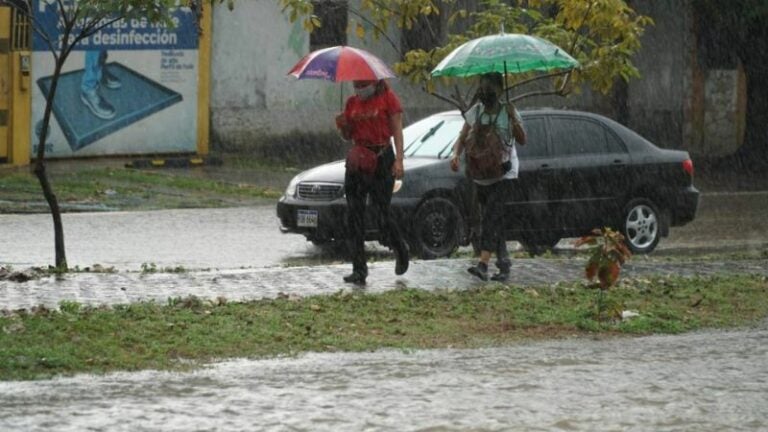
[403,115,464,159]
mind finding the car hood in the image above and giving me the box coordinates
[294,158,444,183]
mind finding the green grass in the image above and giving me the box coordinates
[1,274,766,381]
[0,167,282,212]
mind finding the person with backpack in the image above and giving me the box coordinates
[449,72,527,281]
[334,79,410,285]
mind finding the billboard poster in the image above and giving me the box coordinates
[30,0,200,158]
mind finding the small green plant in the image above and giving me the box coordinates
[140,263,158,274]
[58,301,81,314]
[163,266,187,274]
[575,227,633,321]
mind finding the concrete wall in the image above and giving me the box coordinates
[210,1,446,160]
[622,0,692,151]
[616,0,744,157]
[209,1,745,160]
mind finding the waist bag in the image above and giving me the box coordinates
[346,145,378,176]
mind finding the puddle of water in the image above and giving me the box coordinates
[1,325,766,431]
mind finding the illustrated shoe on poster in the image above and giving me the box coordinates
[80,89,116,120]
[102,68,122,90]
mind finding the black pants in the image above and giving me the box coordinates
[476,179,512,271]
[344,146,406,275]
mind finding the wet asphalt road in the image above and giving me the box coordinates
[0,191,766,272]
[1,191,767,310]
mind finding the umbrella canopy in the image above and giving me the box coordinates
[431,33,579,78]
[288,45,396,82]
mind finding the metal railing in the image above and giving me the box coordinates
[11,9,30,51]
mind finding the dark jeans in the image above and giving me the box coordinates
[476,179,513,271]
[344,146,406,275]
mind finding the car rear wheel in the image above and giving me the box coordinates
[519,233,560,256]
[622,198,661,254]
[409,197,461,259]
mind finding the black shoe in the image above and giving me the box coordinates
[395,242,409,275]
[467,262,488,281]
[491,262,511,282]
[343,271,367,285]
[490,271,509,282]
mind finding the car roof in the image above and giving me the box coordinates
[420,108,659,152]
[425,108,615,120]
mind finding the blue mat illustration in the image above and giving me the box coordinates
[37,62,183,151]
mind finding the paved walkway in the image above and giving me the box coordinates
[2,258,767,311]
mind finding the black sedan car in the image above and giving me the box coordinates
[277,109,700,258]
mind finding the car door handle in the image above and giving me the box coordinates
[613,159,625,165]
[539,163,555,174]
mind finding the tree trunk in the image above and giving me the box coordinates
[34,57,67,270]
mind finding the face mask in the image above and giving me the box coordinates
[354,83,376,100]
[478,90,497,106]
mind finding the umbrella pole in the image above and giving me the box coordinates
[503,61,510,104]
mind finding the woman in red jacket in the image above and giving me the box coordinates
[335,79,409,285]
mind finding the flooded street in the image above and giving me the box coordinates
[2,192,767,431]
[1,323,766,431]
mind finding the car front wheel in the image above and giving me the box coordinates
[409,197,461,259]
[622,198,661,254]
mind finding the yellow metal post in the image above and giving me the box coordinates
[196,2,212,156]
[0,7,10,162]
[10,50,31,166]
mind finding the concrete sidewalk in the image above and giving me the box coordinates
[2,257,767,311]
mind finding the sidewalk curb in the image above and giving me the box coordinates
[125,156,223,169]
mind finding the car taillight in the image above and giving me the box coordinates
[682,159,694,176]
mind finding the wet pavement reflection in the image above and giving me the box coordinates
[1,322,766,431]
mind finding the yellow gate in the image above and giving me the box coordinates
[0,7,10,162]
[0,6,30,166]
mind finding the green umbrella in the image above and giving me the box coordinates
[431,33,579,78]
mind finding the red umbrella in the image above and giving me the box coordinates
[288,45,396,82]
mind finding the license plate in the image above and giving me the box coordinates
[297,209,319,227]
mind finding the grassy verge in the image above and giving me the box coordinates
[2,274,767,381]
[0,167,283,212]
